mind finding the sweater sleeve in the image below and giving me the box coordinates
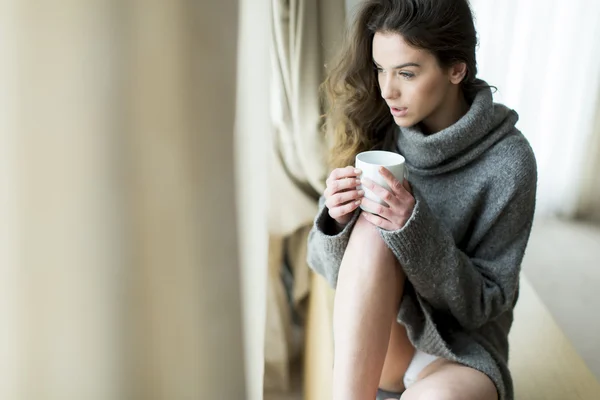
[379,162,537,331]
[306,195,361,288]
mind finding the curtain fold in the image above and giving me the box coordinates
[235,0,271,398]
[266,0,346,392]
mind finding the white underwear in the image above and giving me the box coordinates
[403,350,439,389]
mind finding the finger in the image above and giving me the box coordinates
[327,166,362,186]
[325,177,362,198]
[328,199,361,220]
[378,167,407,197]
[360,209,395,231]
[328,189,365,207]
[402,178,413,194]
[361,177,399,207]
[359,197,390,219]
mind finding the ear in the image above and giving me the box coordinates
[448,62,467,85]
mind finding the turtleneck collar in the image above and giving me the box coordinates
[393,83,519,176]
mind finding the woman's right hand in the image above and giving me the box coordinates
[324,166,364,226]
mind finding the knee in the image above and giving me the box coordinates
[349,212,389,252]
[348,212,403,273]
[351,212,382,239]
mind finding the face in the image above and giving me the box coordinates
[372,32,462,130]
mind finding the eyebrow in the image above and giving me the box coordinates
[373,60,421,69]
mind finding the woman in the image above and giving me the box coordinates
[306,1,537,400]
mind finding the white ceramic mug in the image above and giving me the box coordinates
[355,150,406,214]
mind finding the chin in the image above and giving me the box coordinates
[393,115,419,128]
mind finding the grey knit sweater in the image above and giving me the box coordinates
[306,86,537,400]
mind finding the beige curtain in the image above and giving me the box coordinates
[16,2,127,398]
[0,1,18,398]
[3,1,269,399]
[266,0,346,392]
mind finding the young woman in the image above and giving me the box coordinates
[306,1,537,400]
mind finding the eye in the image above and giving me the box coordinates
[399,71,415,80]
[375,67,384,74]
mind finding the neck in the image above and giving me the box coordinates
[420,88,470,135]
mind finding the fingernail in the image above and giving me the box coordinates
[354,168,361,174]
[355,179,362,185]
[358,190,364,196]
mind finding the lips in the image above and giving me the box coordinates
[390,106,408,117]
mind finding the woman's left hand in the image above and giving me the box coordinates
[360,166,415,231]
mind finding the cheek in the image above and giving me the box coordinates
[410,76,446,110]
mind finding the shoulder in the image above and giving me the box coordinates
[479,128,537,195]
[488,129,536,177]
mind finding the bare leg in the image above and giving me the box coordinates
[332,213,415,400]
[401,359,498,400]
[379,311,415,393]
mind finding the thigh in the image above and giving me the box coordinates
[401,358,498,400]
[379,312,415,392]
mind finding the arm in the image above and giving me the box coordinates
[379,168,537,331]
[306,195,360,288]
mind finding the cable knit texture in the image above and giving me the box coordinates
[306,84,537,400]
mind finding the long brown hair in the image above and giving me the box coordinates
[322,0,484,169]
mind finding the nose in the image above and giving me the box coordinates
[380,74,398,100]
